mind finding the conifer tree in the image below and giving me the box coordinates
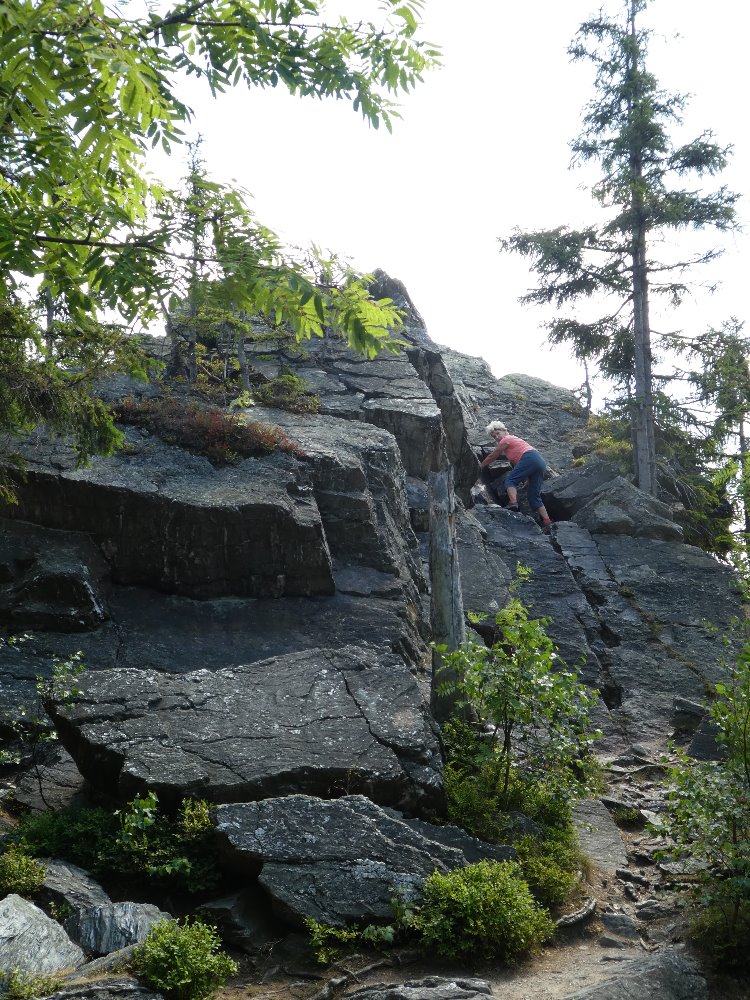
[501,0,737,495]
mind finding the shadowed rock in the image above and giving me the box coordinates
[573,477,683,542]
[0,520,109,632]
[215,795,512,928]
[65,902,170,957]
[44,979,163,1000]
[49,646,444,813]
[0,434,333,599]
[564,948,708,999]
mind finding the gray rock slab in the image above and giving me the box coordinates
[50,647,444,812]
[65,902,170,957]
[249,406,425,595]
[573,800,628,874]
[46,977,163,1000]
[348,979,494,1000]
[15,586,427,680]
[381,810,515,865]
[215,795,508,927]
[469,507,603,685]
[39,860,111,920]
[0,519,110,633]
[14,746,89,813]
[542,460,624,520]
[561,948,708,999]
[0,433,333,599]
[574,478,683,542]
[0,894,85,975]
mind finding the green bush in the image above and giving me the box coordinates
[2,970,62,1000]
[438,569,600,816]
[15,805,118,873]
[415,860,555,962]
[514,827,583,908]
[133,918,238,1000]
[249,372,320,414]
[15,793,218,893]
[0,846,46,897]
[660,634,750,969]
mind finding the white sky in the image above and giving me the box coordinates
[149,0,749,398]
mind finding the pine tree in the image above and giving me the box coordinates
[501,0,737,495]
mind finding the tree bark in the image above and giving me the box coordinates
[628,0,657,495]
[428,466,465,722]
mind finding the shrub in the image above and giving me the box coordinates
[2,970,62,1000]
[415,861,554,962]
[112,396,302,464]
[15,793,218,893]
[15,805,118,873]
[438,568,600,815]
[659,633,750,969]
[0,846,46,897]
[514,827,583,908]
[249,372,320,414]
[133,918,238,1000]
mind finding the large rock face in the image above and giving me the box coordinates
[0,275,742,995]
[49,646,444,813]
[1,433,333,599]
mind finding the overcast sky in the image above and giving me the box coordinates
[150,0,748,400]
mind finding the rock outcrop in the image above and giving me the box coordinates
[214,795,512,927]
[0,275,740,999]
[49,646,444,813]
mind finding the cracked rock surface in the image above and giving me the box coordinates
[215,795,512,927]
[49,646,444,813]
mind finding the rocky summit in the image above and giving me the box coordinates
[0,275,740,998]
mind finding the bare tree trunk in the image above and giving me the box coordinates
[740,419,750,545]
[237,327,250,391]
[628,0,656,495]
[583,357,593,417]
[429,467,465,722]
[43,287,55,352]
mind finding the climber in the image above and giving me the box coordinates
[480,420,553,528]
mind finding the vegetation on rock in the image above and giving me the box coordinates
[660,630,750,970]
[1,970,63,1000]
[0,845,46,898]
[133,918,238,1000]
[414,860,555,961]
[113,395,303,464]
[14,792,218,893]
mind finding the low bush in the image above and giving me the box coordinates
[660,633,750,970]
[112,396,302,464]
[133,918,238,1000]
[249,372,320,414]
[0,846,46,897]
[415,860,555,961]
[514,827,583,908]
[2,970,62,1000]
[14,793,218,893]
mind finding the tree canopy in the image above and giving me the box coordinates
[0,0,437,477]
[501,0,737,495]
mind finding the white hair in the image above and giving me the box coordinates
[486,420,508,436]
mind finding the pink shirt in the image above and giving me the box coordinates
[485,434,534,466]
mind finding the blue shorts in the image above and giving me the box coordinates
[506,450,546,511]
